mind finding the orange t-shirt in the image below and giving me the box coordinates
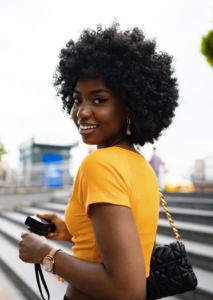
[65,146,159,277]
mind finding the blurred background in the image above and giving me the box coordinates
[0,1,213,300]
[0,0,213,193]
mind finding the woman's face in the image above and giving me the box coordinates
[71,77,128,148]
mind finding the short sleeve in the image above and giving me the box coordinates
[79,150,132,218]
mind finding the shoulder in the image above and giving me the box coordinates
[79,148,132,187]
[80,147,125,170]
[79,148,133,206]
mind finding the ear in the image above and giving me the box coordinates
[125,107,131,120]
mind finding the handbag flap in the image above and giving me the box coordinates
[150,241,182,271]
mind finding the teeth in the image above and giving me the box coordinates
[80,125,98,130]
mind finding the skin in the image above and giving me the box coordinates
[19,77,146,300]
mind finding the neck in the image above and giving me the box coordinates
[97,136,136,153]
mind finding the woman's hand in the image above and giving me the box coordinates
[19,233,52,264]
[36,213,73,242]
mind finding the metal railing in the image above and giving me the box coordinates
[0,160,73,188]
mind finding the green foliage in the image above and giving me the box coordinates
[201,29,213,67]
[0,139,7,160]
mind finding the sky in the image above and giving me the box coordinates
[0,0,213,178]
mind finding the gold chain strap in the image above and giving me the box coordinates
[159,189,182,243]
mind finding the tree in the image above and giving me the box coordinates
[0,139,7,161]
[201,29,213,68]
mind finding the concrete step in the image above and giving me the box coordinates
[51,192,71,205]
[32,202,67,213]
[16,203,213,245]
[0,211,73,250]
[51,197,69,204]
[164,196,213,210]
[164,193,213,199]
[156,234,213,272]
[157,219,213,245]
[5,199,213,299]
[12,206,70,248]
[2,209,213,273]
[14,205,65,218]
[1,218,212,300]
[0,228,183,300]
[0,216,74,252]
[175,267,213,300]
[156,229,213,300]
[0,234,69,300]
[0,211,183,300]
[33,200,213,227]
[0,266,28,300]
[0,215,73,300]
[3,206,65,225]
[49,194,213,210]
[159,206,213,225]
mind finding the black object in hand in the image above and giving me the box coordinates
[24,215,53,300]
[25,216,56,236]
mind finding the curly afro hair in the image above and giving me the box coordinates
[53,23,179,146]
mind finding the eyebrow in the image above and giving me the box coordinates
[73,88,110,95]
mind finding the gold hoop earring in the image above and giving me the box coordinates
[126,119,131,135]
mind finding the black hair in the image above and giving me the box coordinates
[53,22,179,146]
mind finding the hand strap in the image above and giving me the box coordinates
[35,263,50,300]
[159,189,182,243]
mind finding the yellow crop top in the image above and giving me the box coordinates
[65,146,159,277]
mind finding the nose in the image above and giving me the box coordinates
[76,101,92,119]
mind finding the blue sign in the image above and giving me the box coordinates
[42,153,63,188]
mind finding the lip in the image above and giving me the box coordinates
[76,121,100,135]
[78,126,99,135]
[77,122,99,126]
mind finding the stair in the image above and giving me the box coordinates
[1,193,213,300]
[156,194,213,300]
[0,203,73,300]
[159,206,213,225]
[162,195,213,210]
[157,218,213,245]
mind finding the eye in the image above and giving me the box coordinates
[93,98,108,104]
[73,98,81,104]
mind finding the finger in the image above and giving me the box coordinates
[20,231,26,239]
[47,232,57,237]
[36,213,56,220]
[46,232,58,239]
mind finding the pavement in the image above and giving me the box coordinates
[0,267,27,300]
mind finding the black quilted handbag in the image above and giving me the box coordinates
[146,190,198,300]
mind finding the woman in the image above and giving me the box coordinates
[19,23,178,300]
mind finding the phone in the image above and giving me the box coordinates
[25,215,56,236]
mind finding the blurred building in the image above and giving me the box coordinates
[205,156,213,181]
[194,160,205,180]
[193,157,213,192]
[193,157,213,182]
[19,137,78,187]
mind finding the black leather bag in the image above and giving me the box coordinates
[146,191,198,300]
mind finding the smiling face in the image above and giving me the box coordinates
[71,77,129,149]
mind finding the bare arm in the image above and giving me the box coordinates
[38,204,146,300]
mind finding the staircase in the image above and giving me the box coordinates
[0,198,73,300]
[1,193,213,300]
[157,195,213,300]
